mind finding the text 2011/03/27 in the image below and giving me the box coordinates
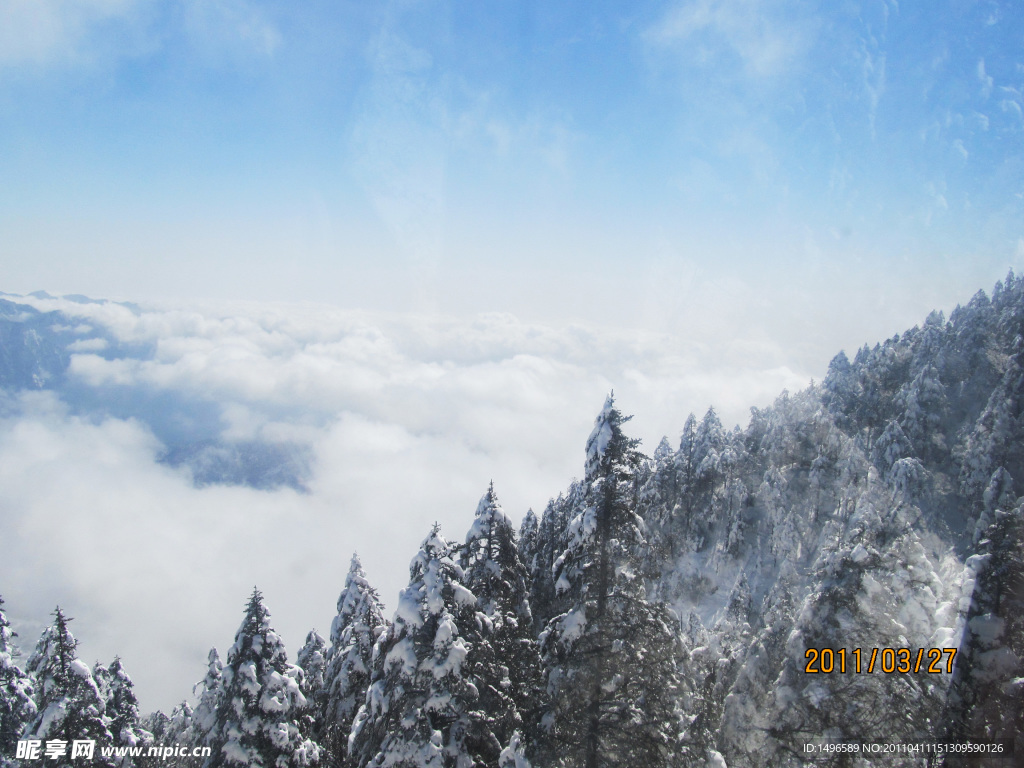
[804,647,957,674]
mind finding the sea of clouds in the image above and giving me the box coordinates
[0,293,812,712]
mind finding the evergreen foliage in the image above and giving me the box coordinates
[459,484,545,767]
[349,525,482,768]
[539,395,683,768]
[297,630,327,749]
[203,588,320,768]
[321,554,388,768]
[101,657,152,766]
[0,597,36,768]
[23,608,113,767]
[191,648,223,752]
[942,494,1024,758]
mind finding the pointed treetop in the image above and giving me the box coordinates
[233,588,272,654]
[423,522,448,553]
[244,586,268,619]
[584,393,641,482]
[521,508,538,529]
[475,481,502,518]
[48,606,76,653]
[466,483,517,571]
[408,524,455,582]
[476,480,499,516]
[654,436,673,462]
[0,594,16,654]
[336,551,378,623]
[53,605,71,626]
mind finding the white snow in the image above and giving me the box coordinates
[69,659,93,679]
[556,608,587,648]
[585,396,615,479]
[968,614,1005,648]
[452,582,477,608]
[384,638,417,676]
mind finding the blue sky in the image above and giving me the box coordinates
[1,0,1021,331]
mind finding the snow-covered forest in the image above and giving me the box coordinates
[2,274,1024,767]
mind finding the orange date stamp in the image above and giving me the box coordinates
[804,647,957,674]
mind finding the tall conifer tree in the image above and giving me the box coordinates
[101,657,152,766]
[539,396,683,768]
[322,554,388,768]
[349,526,480,768]
[204,589,320,768]
[23,608,113,767]
[460,484,545,766]
[0,597,36,767]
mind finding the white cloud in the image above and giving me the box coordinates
[351,28,447,272]
[182,0,282,58]
[67,337,108,352]
[861,44,886,139]
[977,58,993,100]
[0,0,280,72]
[1001,98,1023,125]
[0,0,141,68]
[646,0,814,79]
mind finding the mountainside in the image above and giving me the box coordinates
[1,278,1022,768]
[518,276,1024,765]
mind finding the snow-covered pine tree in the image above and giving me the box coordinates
[348,526,480,768]
[894,363,948,461]
[297,630,327,744]
[942,496,1024,756]
[321,554,388,768]
[527,501,560,634]
[190,648,223,753]
[529,487,583,634]
[763,475,949,767]
[100,657,152,766]
[166,701,200,765]
[143,709,172,745]
[676,412,699,504]
[204,588,320,768]
[0,596,36,768]
[23,607,113,767]
[517,510,539,589]
[693,407,727,499]
[539,395,683,768]
[635,437,678,576]
[93,661,111,710]
[460,484,545,766]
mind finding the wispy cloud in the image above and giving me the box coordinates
[977,58,994,99]
[0,0,281,72]
[350,26,448,276]
[645,0,815,79]
[0,0,143,68]
[182,0,282,58]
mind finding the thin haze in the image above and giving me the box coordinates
[0,0,1021,711]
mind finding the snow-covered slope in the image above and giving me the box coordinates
[522,275,1024,766]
